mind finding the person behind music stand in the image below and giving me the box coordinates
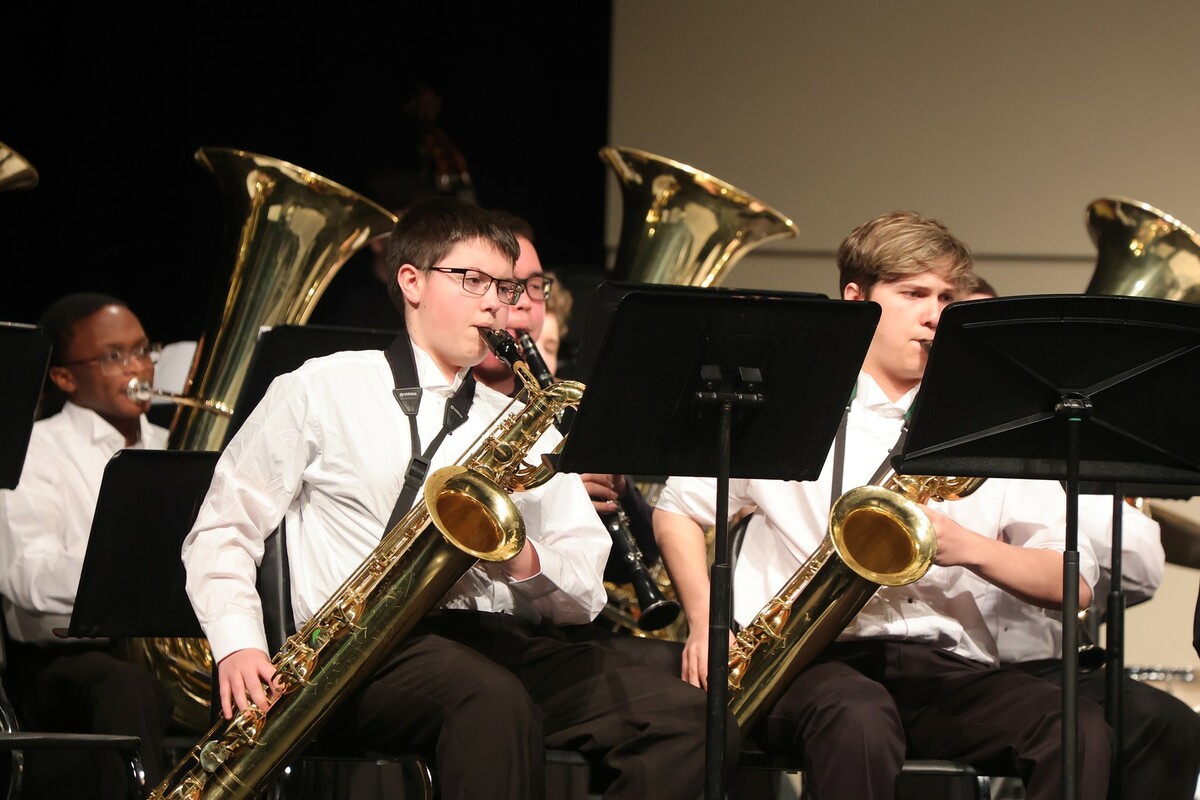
[653,212,1113,800]
[0,292,174,799]
[967,278,1200,800]
[473,212,689,677]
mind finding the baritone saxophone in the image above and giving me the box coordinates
[727,473,985,731]
[149,329,584,800]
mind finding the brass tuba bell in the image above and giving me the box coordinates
[602,145,797,287]
[125,148,397,733]
[1085,196,1200,303]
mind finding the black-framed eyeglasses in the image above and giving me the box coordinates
[429,267,524,306]
[519,274,555,302]
[62,343,162,376]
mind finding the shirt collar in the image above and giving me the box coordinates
[410,341,469,399]
[854,371,920,419]
[62,400,148,448]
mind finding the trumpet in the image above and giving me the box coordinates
[127,378,234,417]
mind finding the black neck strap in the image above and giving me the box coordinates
[384,333,476,530]
[830,383,911,507]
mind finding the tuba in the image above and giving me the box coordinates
[597,145,798,637]
[727,473,984,731]
[0,142,38,192]
[1085,196,1200,303]
[149,330,584,800]
[125,148,398,732]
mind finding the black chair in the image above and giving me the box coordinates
[0,618,146,800]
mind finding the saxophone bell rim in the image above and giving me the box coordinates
[829,485,937,587]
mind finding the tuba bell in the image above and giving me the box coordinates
[124,148,397,733]
[1085,196,1200,303]
[596,145,798,638]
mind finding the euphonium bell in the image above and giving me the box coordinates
[1085,197,1200,303]
[601,145,797,288]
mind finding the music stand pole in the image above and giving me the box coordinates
[1106,488,1125,797]
[705,400,733,800]
[1060,405,1084,800]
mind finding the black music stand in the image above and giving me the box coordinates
[557,282,878,800]
[893,294,1200,800]
[67,450,219,639]
[0,322,51,490]
[223,323,401,446]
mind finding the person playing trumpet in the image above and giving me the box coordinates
[653,211,1113,800]
[0,292,174,798]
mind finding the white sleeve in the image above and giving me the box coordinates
[181,372,312,662]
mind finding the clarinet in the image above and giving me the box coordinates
[516,329,680,632]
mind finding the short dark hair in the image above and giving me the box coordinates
[36,292,129,416]
[489,209,536,243]
[39,292,129,367]
[385,197,521,310]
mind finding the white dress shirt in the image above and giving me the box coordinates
[0,402,167,643]
[981,494,1162,663]
[182,345,611,664]
[656,371,1099,665]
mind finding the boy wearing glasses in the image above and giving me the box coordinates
[181,198,717,799]
[0,292,174,799]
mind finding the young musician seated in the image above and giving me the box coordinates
[180,198,727,799]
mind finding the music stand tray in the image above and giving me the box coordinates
[897,295,1200,486]
[0,321,51,489]
[557,282,869,481]
[68,450,219,639]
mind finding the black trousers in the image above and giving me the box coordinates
[757,640,1112,800]
[318,610,733,800]
[6,640,174,800]
[1014,658,1200,800]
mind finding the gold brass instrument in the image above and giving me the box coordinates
[127,379,234,417]
[1085,196,1200,303]
[149,330,585,800]
[601,145,798,287]
[127,148,398,733]
[598,145,798,638]
[0,142,38,192]
[1084,195,1200,552]
[728,473,985,731]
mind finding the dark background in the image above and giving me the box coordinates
[1,5,613,347]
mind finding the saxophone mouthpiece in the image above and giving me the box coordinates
[480,328,522,369]
[919,340,933,353]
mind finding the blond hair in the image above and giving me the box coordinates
[837,211,976,295]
